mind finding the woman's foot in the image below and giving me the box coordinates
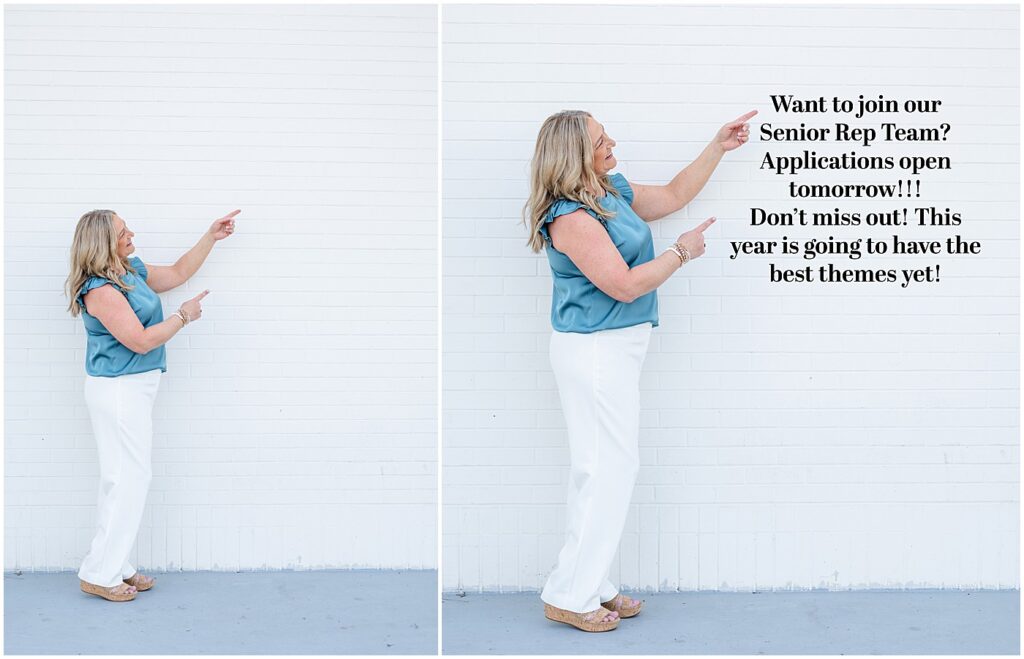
[601,593,643,618]
[124,572,155,591]
[543,602,620,632]
[80,579,137,602]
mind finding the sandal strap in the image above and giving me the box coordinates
[581,606,614,622]
[605,593,635,609]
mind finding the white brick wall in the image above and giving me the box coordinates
[5,5,437,571]
[442,4,1019,591]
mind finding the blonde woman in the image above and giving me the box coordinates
[525,109,755,632]
[66,208,239,602]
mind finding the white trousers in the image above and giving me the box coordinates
[78,369,161,587]
[541,322,652,613]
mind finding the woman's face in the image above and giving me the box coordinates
[112,214,135,258]
[587,116,617,175]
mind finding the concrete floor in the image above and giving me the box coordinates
[442,589,1020,655]
[5,570,437,655]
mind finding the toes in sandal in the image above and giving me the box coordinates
[602,593,643,618]
[544,603,619,632]
[124,573,155,592]
[80,579,137,602]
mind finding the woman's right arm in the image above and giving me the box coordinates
[82,286,208,354]
[548,211,715,303]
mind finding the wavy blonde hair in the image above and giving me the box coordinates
[523,110,621,253]
[65,209,135,317]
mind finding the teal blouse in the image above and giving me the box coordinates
[78,256,167,377]
[540,173,659,333]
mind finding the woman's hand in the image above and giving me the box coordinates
[675,217,716,259]
[714,110,757,152]
[179,290,210,322]
[208,210,240,241]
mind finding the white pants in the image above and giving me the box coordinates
[78,369,161,588]
[541,322,652,613]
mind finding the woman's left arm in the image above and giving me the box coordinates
[630,110,757,222]
[146,210,240,293]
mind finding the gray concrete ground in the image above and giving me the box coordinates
[5,570,437,655]
[442,589,1020,655]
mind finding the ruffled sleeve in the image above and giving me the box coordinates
[129,256,148,281]
[539,199,605,243]
[77,276,114,309]
[608,172,634,205]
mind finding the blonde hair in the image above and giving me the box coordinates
[523,110,620,253]
[65,210,135,317]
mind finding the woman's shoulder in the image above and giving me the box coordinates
[80,272,116,292]
[79,263,136,299]
[77,275,117,311]
[540,198,605,243]
[547,198,590,221]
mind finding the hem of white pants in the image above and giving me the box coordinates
[540,592,604,614]
[77,569,127,589]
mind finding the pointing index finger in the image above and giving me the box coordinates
[195,289,210,301]
[695,217,717,233]
[727,109,758,127]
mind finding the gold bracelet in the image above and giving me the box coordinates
[674,242,691,265]
[665,244,690,266]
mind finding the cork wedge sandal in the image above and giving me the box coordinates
[80,579,137,602]
[124,573,155,592]
[602,593,643,618]
[543,603,619,632]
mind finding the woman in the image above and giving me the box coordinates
[525,109,755,632]
[66,208,239,602]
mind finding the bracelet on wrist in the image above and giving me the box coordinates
[665,243,690,267]
[675,242,691,265]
